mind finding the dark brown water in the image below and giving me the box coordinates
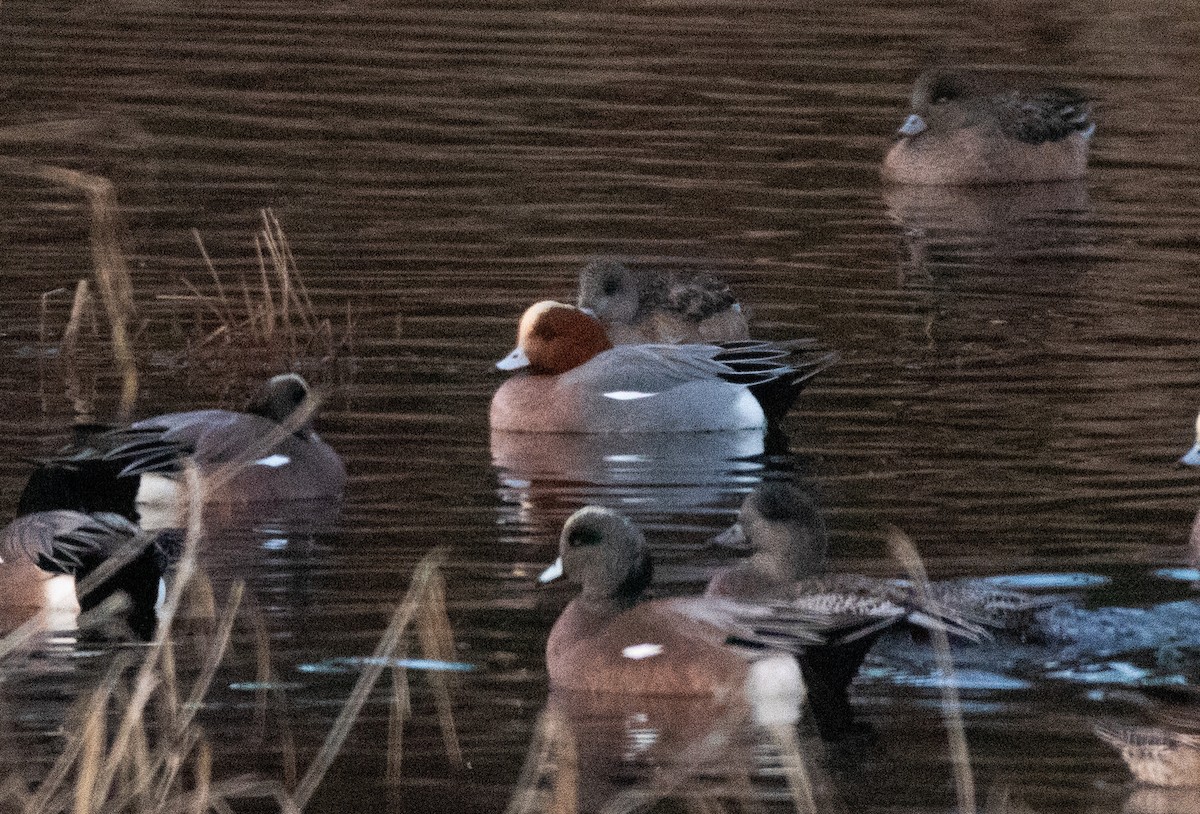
[3,0,1200,811]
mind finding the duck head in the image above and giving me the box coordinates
[896,69,990,140]
[716,482,828,582]
[576,259,666,325]
[539,506,653,604]
[497,301,613,375]
[247,373,314,432]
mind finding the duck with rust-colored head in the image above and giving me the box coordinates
[883,68,1094,185]
[490,301,835,433]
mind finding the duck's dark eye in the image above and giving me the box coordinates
[601,278,620,296]
[930,79,960,105]
[567,526,603,548]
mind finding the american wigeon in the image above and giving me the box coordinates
[575,259,750,345]
[539,506,830,719]
[19,373,346,528]
[707,483,1025,736]
[491,301,836,433]
[883,68,1095,185]
[0,510,180,639]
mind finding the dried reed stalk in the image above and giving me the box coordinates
[887,525,977,814]
[504,707,578,814]
[292,548,449,809]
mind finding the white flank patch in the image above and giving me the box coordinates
[42,574,80,611]
[622,643,664,660]
[254,454,291,468]
[745,655,804,726]
[603,391,657,401]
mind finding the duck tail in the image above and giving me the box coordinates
[749,348,839,425]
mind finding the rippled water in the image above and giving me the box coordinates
[3,0,1200,811]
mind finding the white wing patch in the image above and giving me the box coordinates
[622,643,664,660]
[603,391,657,401]
[253,454,291,468]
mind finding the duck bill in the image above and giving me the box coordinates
[538,557,565,584]
[496,346,530,371]
[897,113,927,136]
[709,522,751,554]
[1181,443,1200,467]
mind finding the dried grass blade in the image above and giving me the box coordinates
[386,660,411,785]
[416,568,463,767]
[178,582,245,730]
[887,525,977,814]
[24,656,130,814]
[191,229,232,326]
[292,549,447,809]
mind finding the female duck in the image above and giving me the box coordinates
[18,373,346,528]
[575,259,750,345]
[707,482,1038,736]
[491,301,835,433]
[883,68,1094,185]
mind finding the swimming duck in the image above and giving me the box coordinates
[18,373,346,528]
[491,301,835,433]
[1096,685,1200,787]
[0,510,180,639]
[575,259,750,345]
[1097,724,1200,788]
[883,68,1094,185]
[707,482,1033,736]
[539,505,832,720]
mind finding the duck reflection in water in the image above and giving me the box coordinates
[883,180,1092,290]
[508,689,831,814]
[492,427,769,542]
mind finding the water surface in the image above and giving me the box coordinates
[3,0,1200,811]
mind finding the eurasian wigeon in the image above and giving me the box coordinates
[490,301,836,433]
[0,510,180,638]
[883,68,1095,185]
[575,258,750,344]
[18,373,345,529]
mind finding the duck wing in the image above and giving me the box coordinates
[994,86,1093,144]
[667,595,830,653]
[789,574,989,643]
[0,510,139,575]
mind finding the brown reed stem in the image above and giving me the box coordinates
[292,549,448,809]
[887,525,977,814]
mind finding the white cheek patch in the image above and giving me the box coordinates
[603,391,657,401]
[253,454,291,468]
[622,643,664,660]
